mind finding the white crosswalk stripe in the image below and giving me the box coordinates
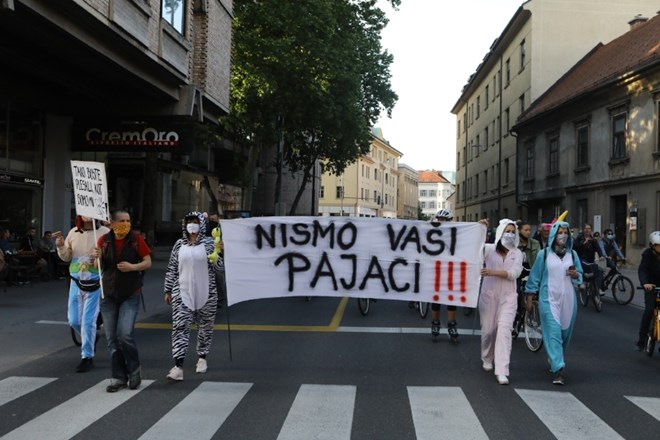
[3,376,660,439]
[625,395,660,422]
[407,386,488,440]
[138,381,252,440]
[277,384,356,440]
[516,388,624,439]
[0,376,56,407]
[1,379,154,440]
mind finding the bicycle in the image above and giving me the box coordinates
[523,292,543,352]
[578,262,602,312]
[641,286,660,357]
[408,301,429,319]
[71,313,103,347]
[512,277,528,339]
[601,261,635,305]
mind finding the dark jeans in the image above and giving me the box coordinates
[581,261,604,291]
[638,290,656,345]
[100,293,141,382]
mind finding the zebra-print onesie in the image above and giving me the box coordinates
[164,211,224,363]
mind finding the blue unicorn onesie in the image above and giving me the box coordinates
[525,221,583,379]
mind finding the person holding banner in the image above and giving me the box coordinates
[525,221,583,385]
[479,219,523,385]
[164,211,224,381]
[56,216,110,373]
[429,209,461,342]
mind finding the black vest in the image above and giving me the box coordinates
[101,231,143,299]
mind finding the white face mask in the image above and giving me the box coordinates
[501,232,516,245]
[186,223,200,234]
[555,233,568,245]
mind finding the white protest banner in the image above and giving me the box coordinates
[70,160,109,221]
[221,217,486,307]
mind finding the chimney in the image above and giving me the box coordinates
[628,14,648,30]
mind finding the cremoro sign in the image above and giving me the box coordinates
[73,119,194,152]
[221,217,486,307]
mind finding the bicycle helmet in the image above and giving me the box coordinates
[435,209,453,221]
[649,231,660,246]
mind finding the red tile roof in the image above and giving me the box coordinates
[418,170,451,183]
[518,14,660,124]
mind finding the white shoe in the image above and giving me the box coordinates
[496,375,509,385]
[196,358,208,374]
[166,366,183,381]
[482,361,494,372]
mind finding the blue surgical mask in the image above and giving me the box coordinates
[607,234,614,240]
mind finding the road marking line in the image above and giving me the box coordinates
[0,376,57,407]
[1,380,153,440]
[138,381,252,440]
[516,389,624,439]
[277,384,355,440]
[625,395,660,421]
[407,386,488,440]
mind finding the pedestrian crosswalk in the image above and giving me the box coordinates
[1,376,659,439]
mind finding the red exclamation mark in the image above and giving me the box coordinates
[433,261,440,302]
[447,262,454,302]
[460,261,467,303]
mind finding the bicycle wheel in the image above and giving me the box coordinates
[578,284,589,307]
[592,281,602,312]
[418,302,429,319]
[612,275,634,305]
[357,298,370,316]
[647,312,660,357]
[524,300,543,352]
[70,327,82,346]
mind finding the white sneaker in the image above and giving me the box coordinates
[496,375,509,385]
[196,358,208,374]
[166,366,183,381]
[482,361,494,372]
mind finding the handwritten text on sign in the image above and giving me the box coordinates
[220,217,486,307]
[70,160,109,221]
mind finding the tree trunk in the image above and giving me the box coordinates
[288,163,312,216]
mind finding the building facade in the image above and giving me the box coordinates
[318,128,402,218]
[513,13,660,265]
[0,0,234,245]
[418,170,454,220]
[397,163,419,220]
[451,0,660,225]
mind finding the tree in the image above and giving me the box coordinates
[223,0,399,215]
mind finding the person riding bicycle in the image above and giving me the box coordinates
[429,209,460,343]
[635,231,660,351]
[517,221,540,279]
[574,223,604,292]
[598,228,625,279]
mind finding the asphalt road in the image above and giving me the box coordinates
[0,256,658,439]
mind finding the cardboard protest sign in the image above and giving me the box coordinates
[221,217,486,307]
[70,160,109,221]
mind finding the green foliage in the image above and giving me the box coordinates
[223,0,398,183]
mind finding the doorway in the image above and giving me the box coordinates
[612,195,627,255]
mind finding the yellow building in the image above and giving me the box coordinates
[318,128,402,218]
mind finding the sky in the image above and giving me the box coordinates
[375,0,524,172]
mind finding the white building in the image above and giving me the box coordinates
[418,170,454,219]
